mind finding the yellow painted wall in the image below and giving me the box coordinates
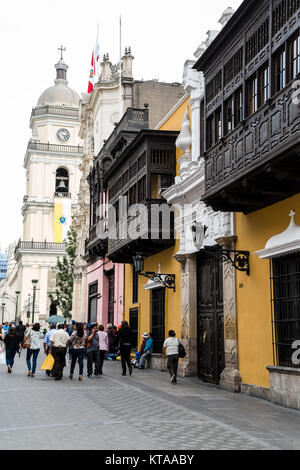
[236,193,300,388]
[124,96,190,350]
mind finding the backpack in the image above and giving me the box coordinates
[178,339,186,359]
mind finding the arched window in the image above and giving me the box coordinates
[49,301,57,317]
[55,167,69,194]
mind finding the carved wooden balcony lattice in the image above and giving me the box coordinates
[203,80,300,213]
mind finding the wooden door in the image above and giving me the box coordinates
[151,288,165,354]
[197,250,224,384]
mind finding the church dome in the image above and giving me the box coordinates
[37,58,80,108]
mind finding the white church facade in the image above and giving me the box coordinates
[7,55,83,323]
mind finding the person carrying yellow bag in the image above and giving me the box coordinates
[41,353,55,371]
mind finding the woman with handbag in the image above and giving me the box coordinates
[3,327,21,373]
[69,323,87,381]
[24,323,42,377]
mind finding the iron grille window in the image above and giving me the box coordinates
[151,287,165,354]
[271,253,300,368]
[272,0,300,36]
[246,18,269,64]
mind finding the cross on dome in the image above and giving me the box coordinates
[58,45,66,60]
[289,209,296,219]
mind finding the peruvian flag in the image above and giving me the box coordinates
[88,52,95,94]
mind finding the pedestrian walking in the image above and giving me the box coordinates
[163,330,179,384]
[43,324,56,376]
[16,321,26,355]
[69,323,87,381]
[49,324,70,381]
[86,323,101,377]
[3,327,21,373]
[25,323,42,377]
[139,333,153,369]
[98,325,108,375]
[118,321,133,377]
[67,320,75,360]
[83,323,88,358]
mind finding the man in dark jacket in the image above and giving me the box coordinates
[117,321,134,376]
[16,321,26,354]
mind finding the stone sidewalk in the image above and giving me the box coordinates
[0,352,299,450]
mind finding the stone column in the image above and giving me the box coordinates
[175,253,198,377]
[216,236,241,392]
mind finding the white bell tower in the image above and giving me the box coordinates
[13,50,83,322]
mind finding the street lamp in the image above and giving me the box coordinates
[27,294,31,324]
[31,280,38,324]
[132,254,176,292]
[1,303,5,324]
[15,291,20,326]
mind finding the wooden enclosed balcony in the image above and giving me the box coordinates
[107,199,175,264]
[203,80,300,214]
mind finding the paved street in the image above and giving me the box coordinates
[0,351,299,450]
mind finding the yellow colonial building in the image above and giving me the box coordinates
[194,0,300,409]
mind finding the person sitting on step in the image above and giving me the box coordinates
[139,333,153,369]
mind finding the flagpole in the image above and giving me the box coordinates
[119,15,122,121]
[96,22,100,80]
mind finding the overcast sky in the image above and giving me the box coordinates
[0,0,243,252]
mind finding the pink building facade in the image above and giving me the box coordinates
[86,259,124,327]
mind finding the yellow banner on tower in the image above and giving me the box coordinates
[54,198,72,243]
